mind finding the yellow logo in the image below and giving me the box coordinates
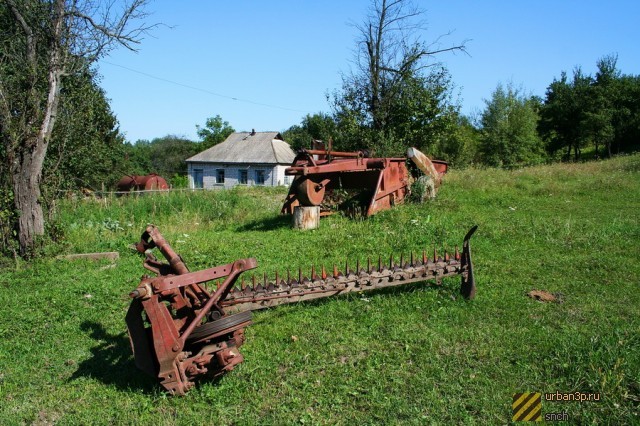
[512,392,542,422]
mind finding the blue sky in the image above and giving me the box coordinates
[97,0,640,143]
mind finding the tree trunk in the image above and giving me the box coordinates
[292,206,320,230]
[12,146,45,255]
[12,46,62,255]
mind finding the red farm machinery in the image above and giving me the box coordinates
[125,224,478,395]
[281,141,448,217]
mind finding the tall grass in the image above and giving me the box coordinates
[1,154,639,424]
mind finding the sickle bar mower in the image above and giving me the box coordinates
[126,225,478,395]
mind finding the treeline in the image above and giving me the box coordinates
[119,115,234,188]
[45,114,235,192]
[34,56,640,196]
[284,55,640,168]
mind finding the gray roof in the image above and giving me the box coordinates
[186,131,296,164]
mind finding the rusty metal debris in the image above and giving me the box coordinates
[116,174,169,194]
[281,141,448,217]
[126,224,478,395]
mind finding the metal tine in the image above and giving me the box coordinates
[333,264,339,278]
[321,265,327,280]
[455,246,460,261]
[378,255,382,272]
[345,259,350,275]
[422,249,427,264]
[367,257,372,274]
[287,269,291,284]
[275,270,280,286]
[311,265,316,280]
[263,272,267,287]
[410,252,414,267]
[298,267,302,283]
[356,259,360,274]
[444,248,450,262]
[400,254,404,269]
[389,254,393,270]
[266,271,275,291]
[241,276,246,291]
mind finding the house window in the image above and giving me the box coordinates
[216,169,225,184]
[193,169,203,189]
[255,170,265,185]
[239,170,248,184]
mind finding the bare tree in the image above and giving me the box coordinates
[0,0,154,255]
[335,0,467,148]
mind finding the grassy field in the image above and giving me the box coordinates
[1,155,639,424]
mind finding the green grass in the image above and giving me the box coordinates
[1,155,639,424]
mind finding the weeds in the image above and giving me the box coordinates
[0,155,639,424]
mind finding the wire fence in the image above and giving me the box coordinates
[56,186,212,198]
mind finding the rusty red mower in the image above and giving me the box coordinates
[281,142,448,217]
[126,224,478,395]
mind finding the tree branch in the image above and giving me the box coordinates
[64,0,158,60]
[5,0,36,66]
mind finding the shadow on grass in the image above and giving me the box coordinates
[236,214,292,232]
[70,321,158,394]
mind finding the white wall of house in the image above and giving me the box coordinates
[187,162,292,189]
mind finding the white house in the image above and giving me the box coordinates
[185,131,296,189]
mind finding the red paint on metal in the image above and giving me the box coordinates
[281,145,448,217]
[117,174,169,193]
[126,225,478,395]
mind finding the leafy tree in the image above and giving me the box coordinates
[479,83,545,167]
[122,136,199,186]
[0,0,152,255]
[586,56,618,158]
[196,115,234,149]
[329,0,466,157]
[147,135,198,177]
[122,141,153,176]
[441,115,481,167]
[283,113,337,150]
[613,74,640,154]
[539,69,592,160]
[592,55,640,156]
[43,66,126,194]
[539,56,640,160]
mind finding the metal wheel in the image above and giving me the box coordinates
[186,310,252,342]
[296,177,326,206]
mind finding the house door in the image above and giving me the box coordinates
[193,169,203,188]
